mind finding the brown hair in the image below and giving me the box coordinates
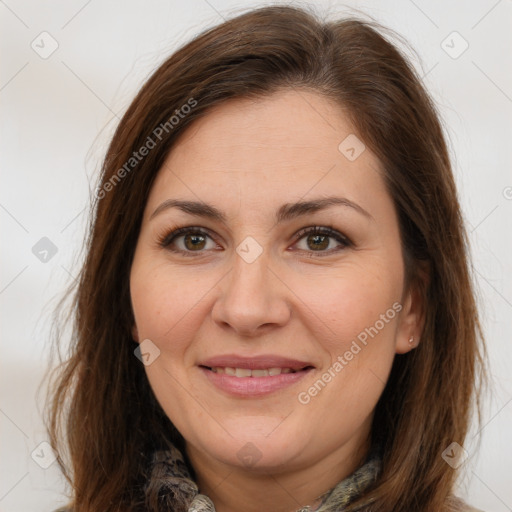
[44,4,487,511]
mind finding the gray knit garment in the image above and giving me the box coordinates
[144,443,381,512]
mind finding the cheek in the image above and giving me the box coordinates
[295,276,399,437]
[130,259,218,357]
[296,263,401,417]
[294,260,402,354]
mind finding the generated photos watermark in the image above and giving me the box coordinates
[95,97,198,200]
[298,301,403,404]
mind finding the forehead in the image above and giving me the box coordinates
[145,89,388,219]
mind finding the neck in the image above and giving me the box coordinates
[185,430,371,512]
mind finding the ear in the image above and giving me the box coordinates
[132,323,140,343]
[395,263,429,354]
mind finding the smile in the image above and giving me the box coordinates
[199,364,314,397]
[208,366,307,376]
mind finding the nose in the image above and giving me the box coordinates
[210,247,291,338]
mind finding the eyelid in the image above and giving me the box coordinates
[292,225,352,246]
[157,225,215,248]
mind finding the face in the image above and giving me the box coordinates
[130,89,423,476]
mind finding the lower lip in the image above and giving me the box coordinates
[199,367,313,398]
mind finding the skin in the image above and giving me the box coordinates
[130,89,425,512]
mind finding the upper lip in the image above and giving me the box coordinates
[198,354,314,371]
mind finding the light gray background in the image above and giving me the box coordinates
[1,1,511,511]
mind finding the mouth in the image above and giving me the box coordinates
[198,356,315,397]
[201,365,314,377]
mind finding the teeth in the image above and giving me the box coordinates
[210,367,300,377]
[251,369,269,377]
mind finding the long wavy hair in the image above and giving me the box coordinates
[44,4,487,511]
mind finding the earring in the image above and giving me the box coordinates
[408,336,414,345]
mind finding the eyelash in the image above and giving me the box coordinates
[157,225,352,258]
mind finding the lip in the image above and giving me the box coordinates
[198,354,314,371]
[200,366,314,397]
[198,354,315,398]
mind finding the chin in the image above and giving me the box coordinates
[192,418,310,471]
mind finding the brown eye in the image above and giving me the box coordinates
[158,225,351,258]
[305,233,330,251]
[182,233,207,251]
[159,227,218,256]
[293,226,351,256]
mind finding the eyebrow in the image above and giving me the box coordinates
[150,196,374,223]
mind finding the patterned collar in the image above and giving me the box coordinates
[145,443,381,512]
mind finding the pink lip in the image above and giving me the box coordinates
[197,354,315,398]
[199,366,314,398]
[198,354,313,371]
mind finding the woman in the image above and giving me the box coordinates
[46,4,487,511]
